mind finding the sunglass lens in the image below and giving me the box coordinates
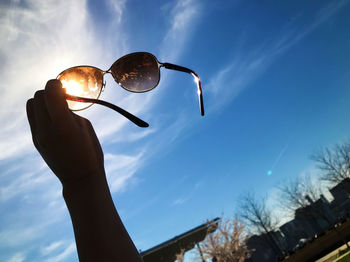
[57,66,103,110]
[110,52,159,92]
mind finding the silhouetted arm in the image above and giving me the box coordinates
[26,79,142,262]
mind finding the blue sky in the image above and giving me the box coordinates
[1,0,350,261]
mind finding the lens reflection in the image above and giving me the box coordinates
[110,52,159,92]
[57,66,103,110]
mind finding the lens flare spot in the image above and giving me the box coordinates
[61,79,84,96]
[267,170,272,176]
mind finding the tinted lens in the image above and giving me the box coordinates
[57,66,103,111]
[110,52,160,92]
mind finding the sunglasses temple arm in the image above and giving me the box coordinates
[65,94,149,128]
[160,62,205,116]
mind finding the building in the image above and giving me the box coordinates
[329,178,350,218]
[246,178,350,261]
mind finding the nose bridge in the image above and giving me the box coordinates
[103,69,113,82]
[103,69,121,89]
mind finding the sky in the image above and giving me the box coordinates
[1,0,350,261]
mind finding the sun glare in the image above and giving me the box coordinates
[61,79,84,96]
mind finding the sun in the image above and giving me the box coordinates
[61,79,84,96]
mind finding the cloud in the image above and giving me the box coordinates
[109,127,157,143]
[0,0,104,161]
[206,1,350,113]
[41,241,64,256]
[45,242,76,262]
[7,253,25,262]
[171,179,203,206]
[173,197,190,206]
[104,152,144,193]
[273,0,350,55]
[106,0,126,24]
[0,155,51,202]
[0,224,45,249]
[160,0,201,61]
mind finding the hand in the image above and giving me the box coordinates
[26,80,105,185]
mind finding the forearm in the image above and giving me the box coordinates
[63,173,142,262]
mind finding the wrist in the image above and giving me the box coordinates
[62,170,109,203]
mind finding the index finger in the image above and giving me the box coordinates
[44,79,71,124]
[26,98,40,149]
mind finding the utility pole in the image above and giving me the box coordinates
[196,243,205,262]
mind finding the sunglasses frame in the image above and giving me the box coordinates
[57,52,204,128]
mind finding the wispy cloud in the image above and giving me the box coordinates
[105,152,144,193]
[173,197,190,206]
[109,127,157,143]
[7,253,25,262]
[0,0,104,161]
[45,241,76,262]
[0,223,45,249]
[106,0,126,24]
[171,180,203,206]
[41,241,64,256]
[0,162,50,202]
[160,0,201,61]
[206,0,350,113]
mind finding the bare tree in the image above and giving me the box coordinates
[277,174,327,232]
[312,141,350,184]
[239,192,278,234]
[277,174,322,213]
[198,217,249,262]
[238,192,282,254]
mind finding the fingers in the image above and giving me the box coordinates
[26,98,36,134]
[44,79,70,125]
[26,98,39,149]
[33,90,51,134]
[27,80,71,149]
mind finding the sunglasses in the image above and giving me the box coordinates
[57,52,204,128]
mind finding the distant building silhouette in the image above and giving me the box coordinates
[246,178,350,262]
[329,178,350,218]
